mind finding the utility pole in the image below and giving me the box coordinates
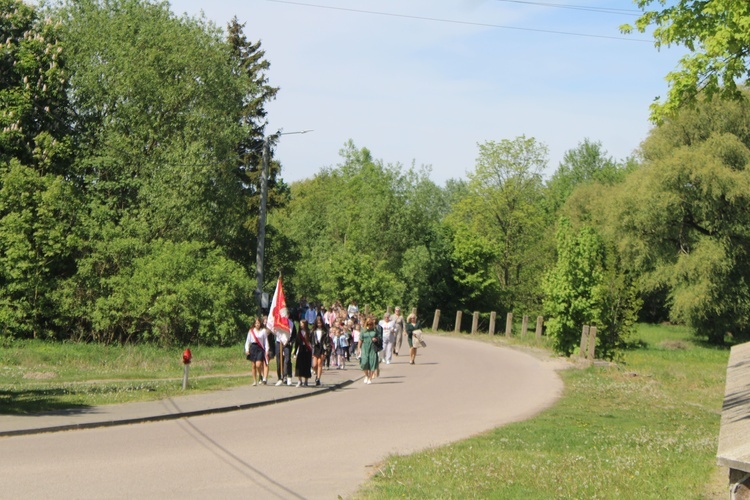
[254,130,312,313]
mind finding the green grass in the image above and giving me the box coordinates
[0,340,258,414]
[355,324,730,499]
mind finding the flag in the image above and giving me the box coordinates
[266,276,291,336]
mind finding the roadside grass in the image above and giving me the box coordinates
[0,340,257,414]
[355,323,730,499]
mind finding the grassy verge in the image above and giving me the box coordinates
[0,341,259,414]
[355,324,730,499]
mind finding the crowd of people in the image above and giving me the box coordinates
[244,300,424,387]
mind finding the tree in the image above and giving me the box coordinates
[447,136,551,312]
[604,92,750,343]
[226,17,287,270]
[47,0,259,344]
[622,1,750,121]
[545,139,629,217]
[270,141,452,314]
[0,0,77,339]
[542,219,639,359]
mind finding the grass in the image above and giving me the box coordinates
[0,340,259,414]
[354,324,731,499]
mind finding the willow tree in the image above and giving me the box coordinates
[605,92,750,343]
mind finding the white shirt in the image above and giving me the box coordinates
[245,327,270,353]
[379,319,395,342]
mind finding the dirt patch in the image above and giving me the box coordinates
[659,340,690,350]
[22,371,56,380]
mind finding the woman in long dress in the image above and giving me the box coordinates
[359,316,380,384]
[294,320,313,387]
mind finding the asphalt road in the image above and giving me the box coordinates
[0,335,563,499]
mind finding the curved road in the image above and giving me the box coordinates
[0,335,563,499]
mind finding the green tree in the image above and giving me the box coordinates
[622,1,750,121]
[271,142,452,314]
[0,1,77,339]
[226,17,287,269]
[605,92,750,343]
[542,218,639,359]
[48,0,258,343]
[545,139,629,217]
[448,136,551,313]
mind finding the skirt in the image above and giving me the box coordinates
[247,343,265,362]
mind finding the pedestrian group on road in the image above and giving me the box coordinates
[244,300,424,387]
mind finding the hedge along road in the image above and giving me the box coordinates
[0,335,563,499]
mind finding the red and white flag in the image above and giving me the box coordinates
[266,276,291,337]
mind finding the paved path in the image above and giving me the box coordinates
[0,335,563,499]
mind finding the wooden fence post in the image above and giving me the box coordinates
[579,325,590,358]
[454,310,462,334]
[521,315,529,337]
[472,311,479,335]
[535,316,543,340]
[489,311,497,336]
[432,309,440,331]
[588,326,597,360]
[505,312,513,337]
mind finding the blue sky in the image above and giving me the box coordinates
[170,0,686,185]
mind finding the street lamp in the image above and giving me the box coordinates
[255,129,312,311]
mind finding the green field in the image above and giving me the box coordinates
[0,341,256,413]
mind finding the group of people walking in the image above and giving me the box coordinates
[244,301,423,387]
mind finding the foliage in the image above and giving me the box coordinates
[271,142,452,314]
[622,1,750,121]
[605,92,750,343]
[543,219,605,356]
[447,136,551,314]
[545,138,630,217]
[0,0,282,344]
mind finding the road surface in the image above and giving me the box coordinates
[0,335,563,499]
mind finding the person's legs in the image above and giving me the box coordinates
[410,347,417,364]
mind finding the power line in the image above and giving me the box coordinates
[495,0,640,16]
[266,0,651,43]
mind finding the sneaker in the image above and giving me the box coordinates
[304,381,309,387]
[315,379,321,386]
[365,378,371,385]
[296,381,301,388]
[275,380,283,386]
[252,381,257,386]
[262,378,267,385]
[287,379,293,386]
[363,377,368,384]
[386,360,390,364]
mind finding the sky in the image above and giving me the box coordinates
[169,0,686,186]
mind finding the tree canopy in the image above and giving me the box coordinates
[623,1,750,121]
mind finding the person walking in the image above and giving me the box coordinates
[406,313,423,365]
[359,316,380,384]
[275,320,296,386]
[294,319,313,387]
[245,317,270,386]
[379,312,395,365]
[311,316,329,386]
[392,307,406,356]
